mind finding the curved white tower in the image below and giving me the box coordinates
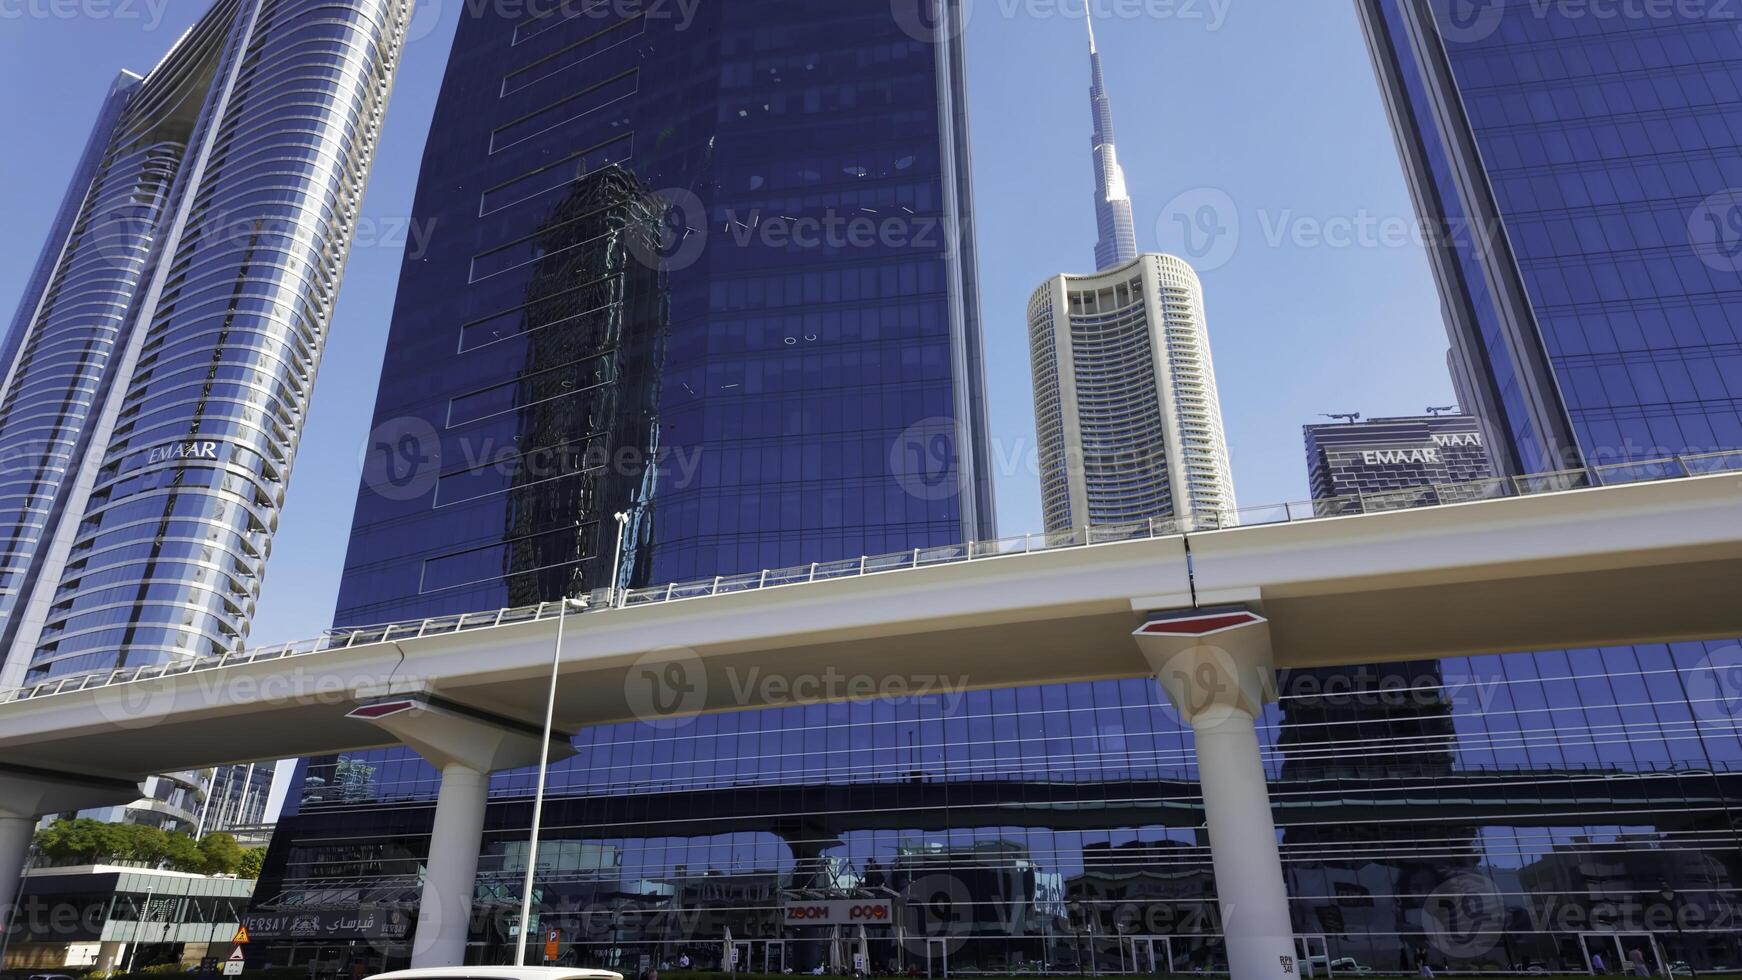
[1029,253,1235,533]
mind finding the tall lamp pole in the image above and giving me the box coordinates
[513,594,587,966]
[609,511,631,608]
[1659,884,1693,979]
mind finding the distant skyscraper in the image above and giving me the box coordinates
[1087,16,1138,270]
[1030,255,1236,531]
[1302,413,1494,508]
[200,763,274,835]
[1030,28,1232,534]
[0,0,411,830]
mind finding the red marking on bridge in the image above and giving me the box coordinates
[345,700,418,720]
[1134,610,1266,637]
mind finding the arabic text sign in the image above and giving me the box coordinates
[239,909,411,941]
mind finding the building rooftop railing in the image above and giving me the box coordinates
[4,448,1739,706]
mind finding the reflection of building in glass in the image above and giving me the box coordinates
[1064,839,1218,973]
[498,165,666,606]
[259,0,998,969]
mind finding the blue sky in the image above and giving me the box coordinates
[0,0,1454,652]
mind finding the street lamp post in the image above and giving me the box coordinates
[609,511,631,608]
[1659,885,1693,980]
[513,594,588,966]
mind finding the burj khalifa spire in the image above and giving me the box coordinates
[1088,14,1139,270]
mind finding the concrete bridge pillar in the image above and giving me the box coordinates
[0,766,145,960]
[0,814,34,937]
[347,695,574,969]
[1134,608,1295,980]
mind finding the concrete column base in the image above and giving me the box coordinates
[347,694,576,970]
[0,815,33,941]
[0,765,145,966]
[1134,608,1297,980]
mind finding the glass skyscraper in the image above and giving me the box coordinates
[1354,0,1742,475]
[0,0,412,686]
[0,0,412,832]
[256,0,1003,967]
[1346,1,1742,973]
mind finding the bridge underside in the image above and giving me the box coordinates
[2,540,1741,777]
[0,474,1732,787]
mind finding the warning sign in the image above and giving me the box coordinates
[224,948,245,976]
[231,926,251,945]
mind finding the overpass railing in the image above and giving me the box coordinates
[5,448,1739,705]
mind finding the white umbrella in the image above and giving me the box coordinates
[723,926,735,973]
[856,925,872,975]
[829,925,844,974]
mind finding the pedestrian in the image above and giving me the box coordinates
[1592,951,1606,975]
[1629,948,1649,977]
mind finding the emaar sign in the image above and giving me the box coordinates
[146,440,222,465]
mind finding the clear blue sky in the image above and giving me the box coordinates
[0,1,1453,651]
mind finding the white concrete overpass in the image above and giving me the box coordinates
[2,463,1740,979]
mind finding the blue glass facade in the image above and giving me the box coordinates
[265,648,1742,974]
[259,0,1007,967]
[1357,0,1742,473]
[1345,2,1742,972]
[326,0,994,634]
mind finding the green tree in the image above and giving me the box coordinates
[159,829,203,872]
[123,825,175,866]
[33,818,125,864]
[32,818,224,873]
[197,833,245,875]
[237,847,266,880]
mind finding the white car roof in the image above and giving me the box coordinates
[370,970,623,980]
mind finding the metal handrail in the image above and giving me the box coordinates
[4,448,1737,704]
